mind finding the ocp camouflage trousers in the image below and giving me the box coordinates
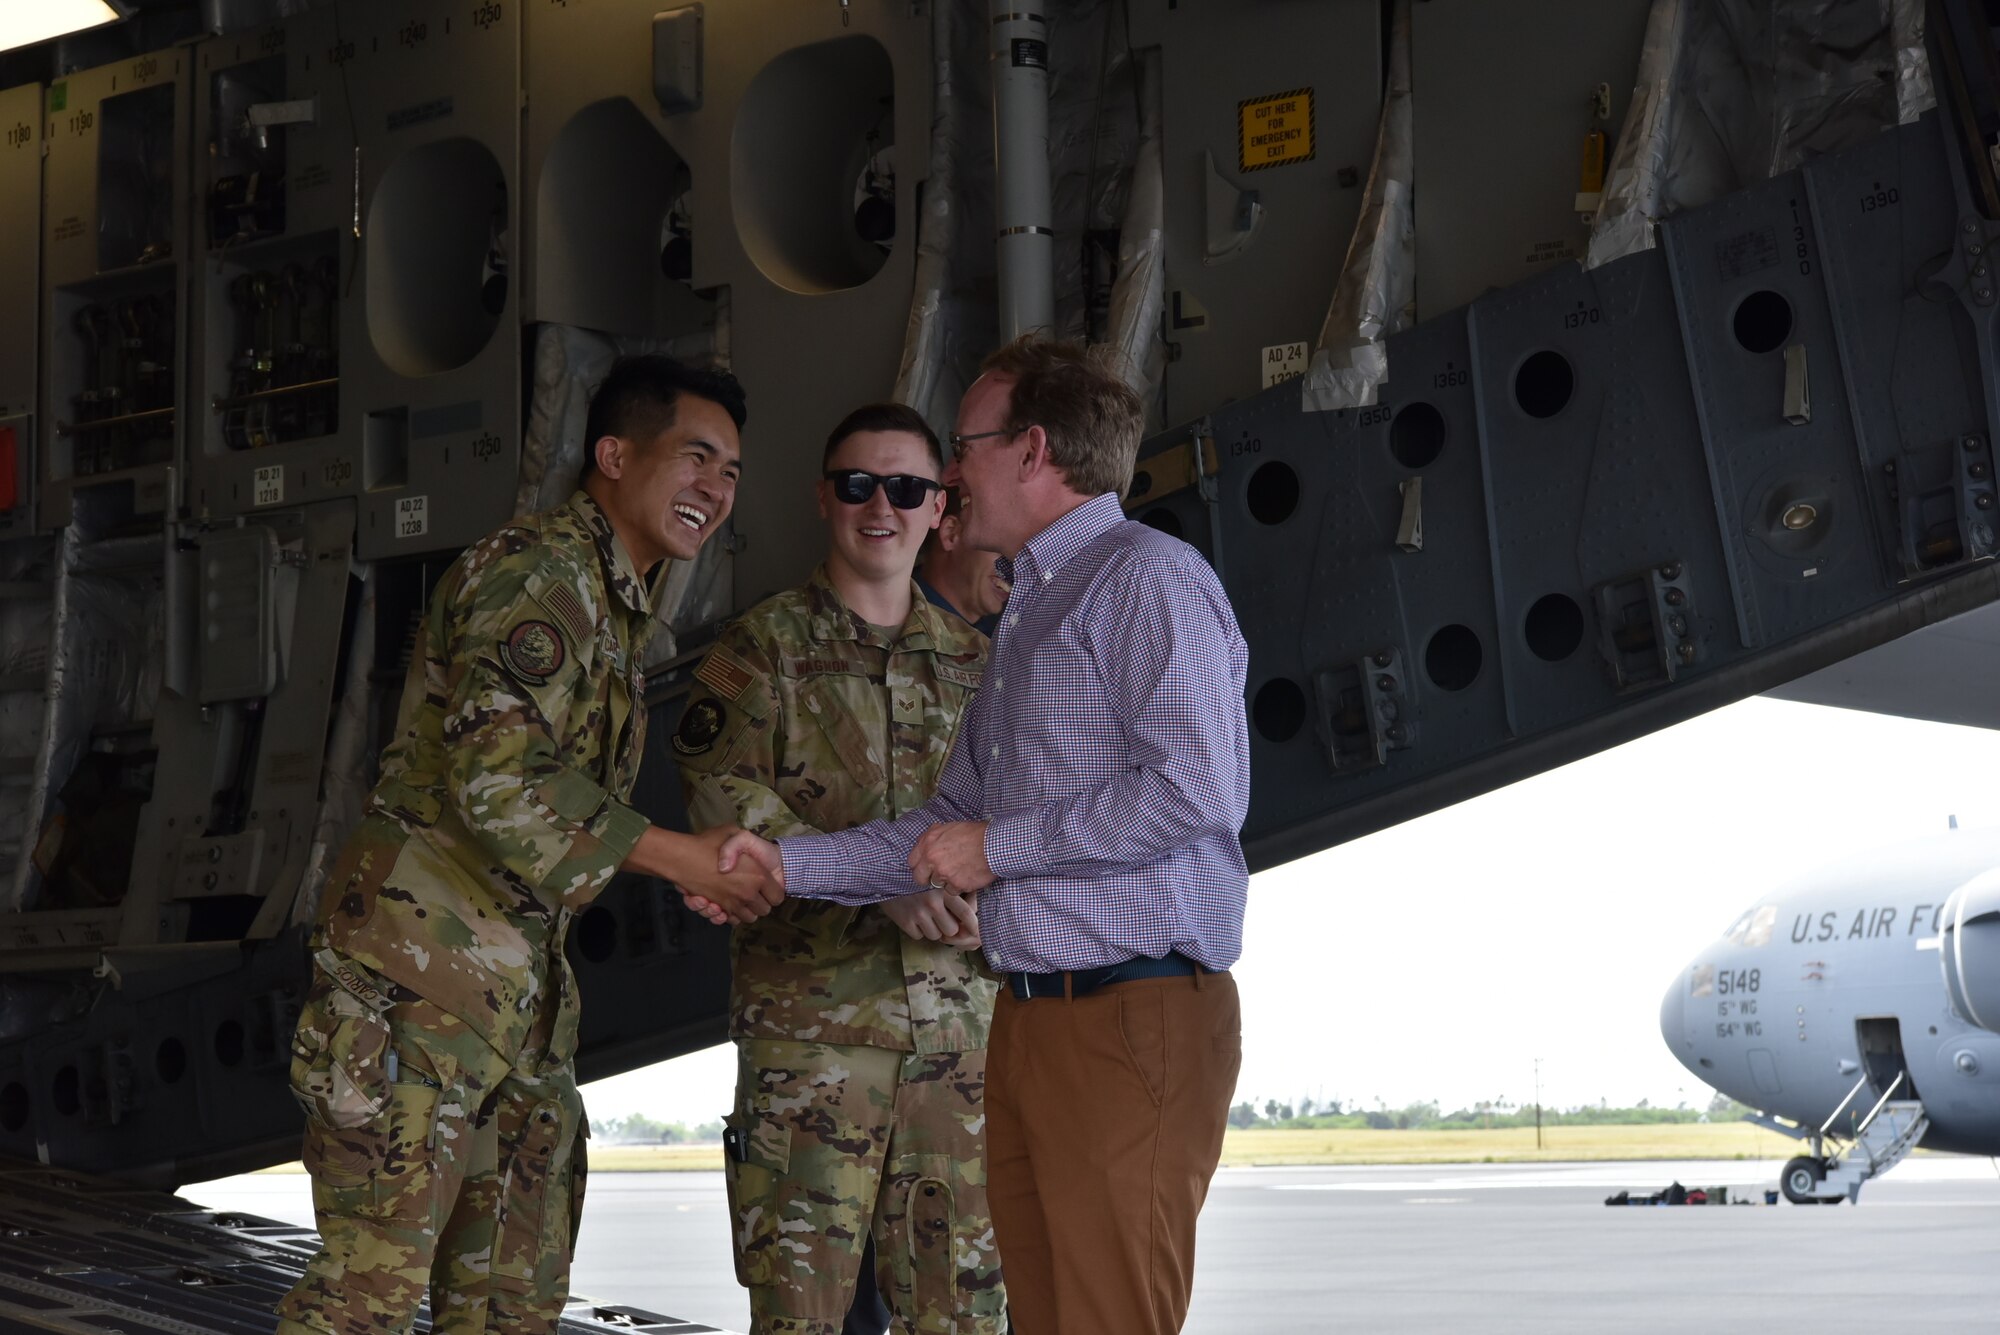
[275,994,587,1335]
[726,1039,1005,1335]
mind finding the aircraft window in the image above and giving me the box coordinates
[1689,963,1715,998]
[1252,678,1307,743]
[1724,904,1777,948]
[1389,402,1446,469]
[1732,289,1793,355]
[1246,461,1300,526]
[1513,350,1574,419]
[51,1067,80,1118]
[1523,593,1584,661]
[1424,624,1482,692]
[0,1083,26,1132]
[213,1020,246,1068]
[156,1037,188,1085]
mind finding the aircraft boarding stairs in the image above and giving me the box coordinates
[1780,1073,1928,1204]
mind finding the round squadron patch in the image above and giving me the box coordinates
[501,620,565,682]
[673,697,727,755]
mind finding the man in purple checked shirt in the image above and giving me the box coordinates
[716,336,1249,1335]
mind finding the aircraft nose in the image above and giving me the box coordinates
[1659,968,1688,1057]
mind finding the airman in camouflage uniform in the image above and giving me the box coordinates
[679,406,1004,1335]
[278,357,755,1335]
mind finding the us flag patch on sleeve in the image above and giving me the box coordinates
[541,582,595,646]
[696,644,756,701]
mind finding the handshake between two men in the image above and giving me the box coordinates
[631,820,1000,946]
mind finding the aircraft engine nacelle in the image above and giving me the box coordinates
[1940,870,2000,1033]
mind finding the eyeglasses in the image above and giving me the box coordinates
[946,424,1032,454]
[824,470,944,509]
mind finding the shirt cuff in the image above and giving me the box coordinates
[983,808,1047,879]
[593,797,653,872]
[544,796,652,910]
[778,833,839,899]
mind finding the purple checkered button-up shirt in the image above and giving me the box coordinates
[778,492,1251,972]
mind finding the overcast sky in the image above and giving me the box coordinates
[582,696,2000,1125]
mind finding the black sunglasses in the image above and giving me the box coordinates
[824,470,944,509]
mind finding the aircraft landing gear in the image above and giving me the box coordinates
[1782,1155,1833,1204]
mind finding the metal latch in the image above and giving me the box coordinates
[1313,649,1416,773]
[1395,478,1423,552]
[1592,561,1696,691]
[1783,344,1810,425]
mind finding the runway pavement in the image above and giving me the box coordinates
[187,1157,2000,1333]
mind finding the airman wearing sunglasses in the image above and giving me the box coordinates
[676,402,1004,1335]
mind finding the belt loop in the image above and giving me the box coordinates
[1063,972,1073,1002]
[1193,965,1206,991]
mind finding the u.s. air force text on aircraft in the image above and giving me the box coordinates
[1790,904,1945,943]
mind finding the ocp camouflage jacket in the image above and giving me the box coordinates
[678,566,995,1053]
[314,490,655,1067]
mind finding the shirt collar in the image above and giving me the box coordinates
[1008,493,1125,587]
[805,563,942,651]
[566,490,655,617]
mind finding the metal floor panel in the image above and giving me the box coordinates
[0,1161,735,1335]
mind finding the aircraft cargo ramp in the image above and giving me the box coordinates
[0,1160,737,1335]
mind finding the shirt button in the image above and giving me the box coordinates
[1041,571,1051,583]
[990,745,1000,758]
[994,678,1002,691]
[1010,613,1020,626]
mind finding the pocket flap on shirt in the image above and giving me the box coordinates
[533,767,607,824]
[370,779,441,828]
[801,679,886,788]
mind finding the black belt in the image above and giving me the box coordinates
[1006,951,1215,1001]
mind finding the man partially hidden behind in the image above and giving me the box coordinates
[677,403,1006,1335]
[277,356,780,1335]
[915,486,1011,638]
[717,338,1250,1335]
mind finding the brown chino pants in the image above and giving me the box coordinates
[986,970,1242,1335]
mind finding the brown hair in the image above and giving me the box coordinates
[978,336,1143,499]
[821,401,944,471]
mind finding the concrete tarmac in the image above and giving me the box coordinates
[189,1157,2000,1333]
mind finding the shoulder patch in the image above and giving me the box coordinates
[673,697,728,755]
[501,620,566,682]
[696,643,757,701]
[542,580,596,646]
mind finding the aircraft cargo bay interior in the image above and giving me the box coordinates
[1,0,2000,1332]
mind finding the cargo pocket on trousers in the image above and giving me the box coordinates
[722,1109,793,1289]
[494,1092,581,1293]
[886,1151,959,1320]
[304,1062,444,1230]
[289,977,392,1133]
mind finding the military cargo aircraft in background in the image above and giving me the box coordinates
[1663,823,2000,1203]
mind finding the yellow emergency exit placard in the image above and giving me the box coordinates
[1239,88,1315,172]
